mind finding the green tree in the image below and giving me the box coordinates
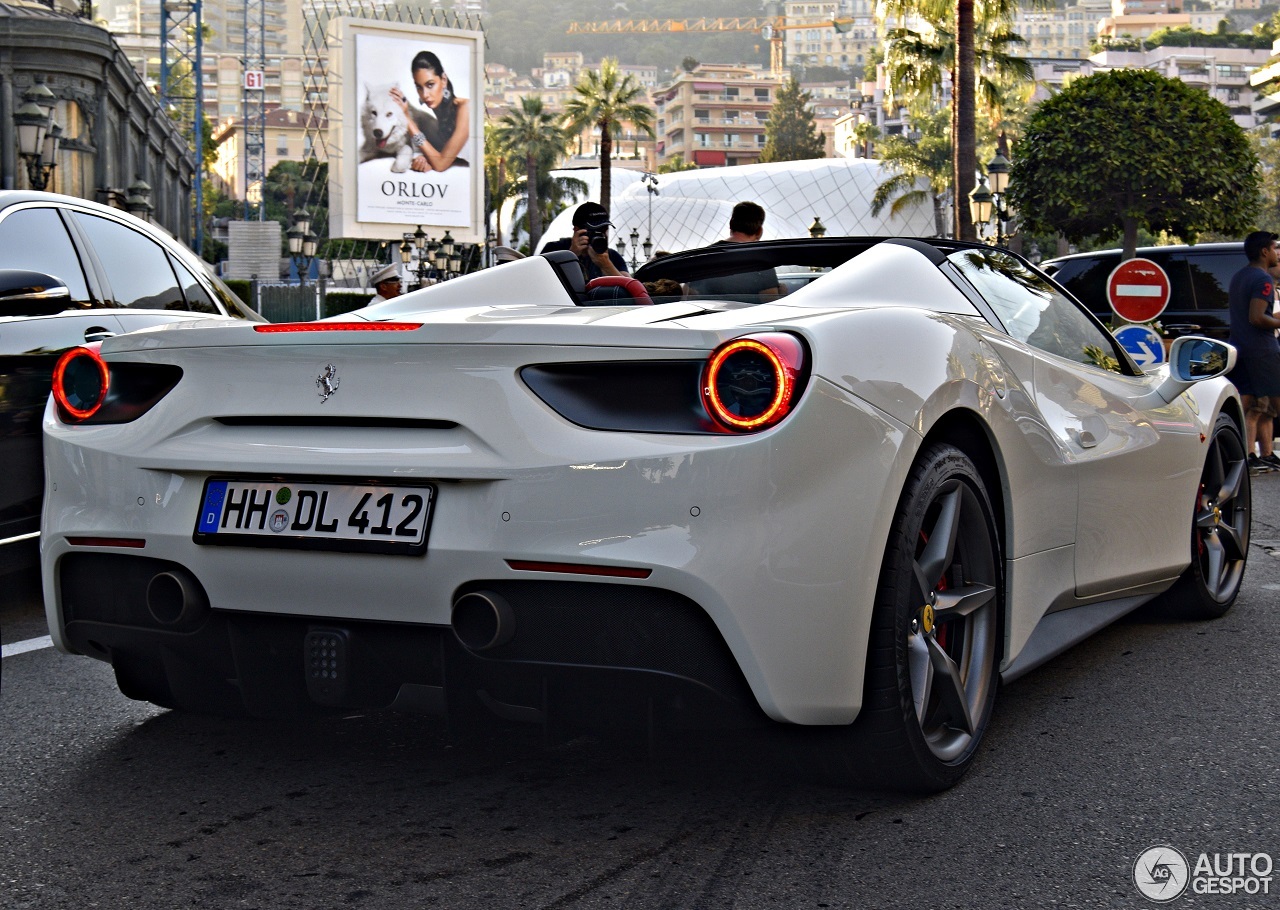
[657,154,698,173]
[1010,69,1260,259]
[871,110,953,236]
[564,58,656,213]
[759,78,826,163]
[852,121,881,159]
[492,96,573,250]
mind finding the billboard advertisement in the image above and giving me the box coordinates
[328,19,484,242]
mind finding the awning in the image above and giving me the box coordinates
[692,82,725,92]
[693,149,726,166]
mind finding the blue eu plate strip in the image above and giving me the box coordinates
[198,481,228,534]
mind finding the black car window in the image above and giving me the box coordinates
[948,248,1125,372]
[0,207,91,302]
[1173,251,1243,313]
[1045,254,1117,320]
[74,213,185,310]
[168,253,221,315]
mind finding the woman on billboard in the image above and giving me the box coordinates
[389,50,470,171]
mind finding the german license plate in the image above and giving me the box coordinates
[193,478,434,555]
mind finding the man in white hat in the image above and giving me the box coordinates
[368,264,403,304]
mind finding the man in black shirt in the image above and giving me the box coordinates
[542,202,628,282]
[686,201,785,302]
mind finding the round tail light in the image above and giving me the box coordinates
[52,345,109,421]
[701,333,806,432]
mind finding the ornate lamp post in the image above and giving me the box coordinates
[642,171,659,256]
[985,145,1013,246]
[969,177,993,242]
[15,83,60,192]
[125,179,154,221]
[628,227,640,270]
[289,208,317,283]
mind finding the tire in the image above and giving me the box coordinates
[1157,413,1250,620]
[817,443,1002,793]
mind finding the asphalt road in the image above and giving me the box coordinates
[3,479,1279,909]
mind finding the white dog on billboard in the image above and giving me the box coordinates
[359,83,415,173]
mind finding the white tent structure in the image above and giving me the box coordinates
[529,158,936,262]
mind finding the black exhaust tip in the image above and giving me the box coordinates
[451,590,515,651]
[145,570,208,627]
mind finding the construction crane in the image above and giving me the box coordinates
[566,18,854,76]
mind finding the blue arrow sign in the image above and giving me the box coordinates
[1113,323,1165,368]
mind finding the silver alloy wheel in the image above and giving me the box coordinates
[905,478,999,763]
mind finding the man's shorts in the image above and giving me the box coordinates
[1248,395,1280,418]
[1229,350,1280,399]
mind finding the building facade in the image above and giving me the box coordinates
[0,0,196,242]
[652,65,781,168]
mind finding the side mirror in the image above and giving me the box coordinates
[0,269,70,316]
[1148,336,1236,405]
[1170,335,1235,381]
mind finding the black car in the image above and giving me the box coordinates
[0,191,262,575]
[1041,242,1246,342]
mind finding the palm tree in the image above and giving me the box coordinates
[492,97,572,251]
[509,173,590,250]
[564,57,656,213]
[871,110,953,237]
[484,126,522,246]
[881,0,1029,240]
[852,121,881,158]
[884,17,1032,128]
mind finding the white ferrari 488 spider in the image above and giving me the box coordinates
[40,238,1248,791]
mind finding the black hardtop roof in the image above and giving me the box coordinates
[632,236,994,284]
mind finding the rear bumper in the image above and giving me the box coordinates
[58,551,763,726]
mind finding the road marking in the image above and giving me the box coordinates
[1,635,53,659]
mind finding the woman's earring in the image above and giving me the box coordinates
[443,86,452,103]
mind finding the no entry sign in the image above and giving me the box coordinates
[1106,257,1171,324]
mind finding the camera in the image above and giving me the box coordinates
[583,216,611,254]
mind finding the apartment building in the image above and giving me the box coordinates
[1091,44,1268,126]
[211,108,327,199]
[783,0,879,71]
[1012,0,1112,60]
[653,65,781,168]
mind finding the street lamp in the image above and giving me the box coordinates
[642,172,659,255]
[125,179,154,221]
[628,228,640,269]
[15,83,59,192]
[985,144,1014,246]
[969,177,993,239]
[809,216,827,238]
[289,208,317,283]
[409,225,430,288]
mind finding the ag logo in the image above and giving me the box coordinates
[1134,845,1189,902]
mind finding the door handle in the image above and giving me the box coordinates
[1163,323,1201,335]
[84,327,116,343]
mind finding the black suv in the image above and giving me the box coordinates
[1041,242,1246,342]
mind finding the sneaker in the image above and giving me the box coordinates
[1248,454,1275,474]
[1263,453,1280,471]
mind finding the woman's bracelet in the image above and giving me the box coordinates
[410,133,426,150]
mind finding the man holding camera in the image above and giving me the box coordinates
[542,202,629,281]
